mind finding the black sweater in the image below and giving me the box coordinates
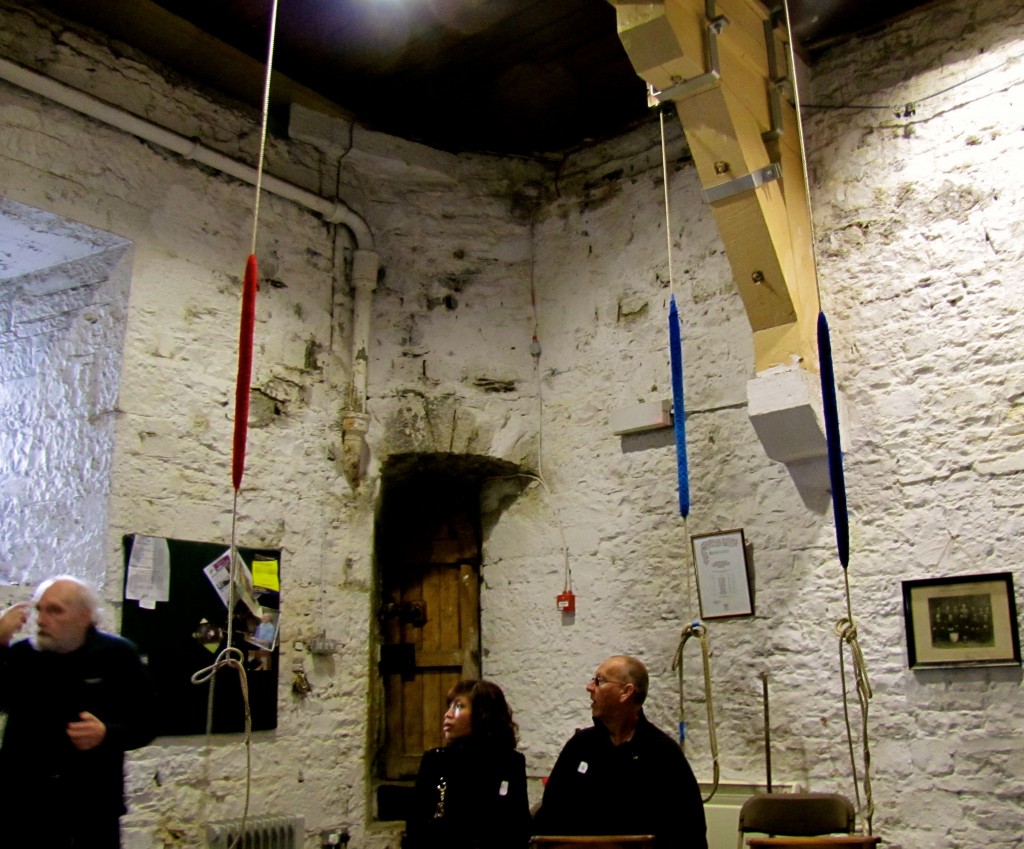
[533,712,707,849]
[0,626,157,818]
[406,737,531,849]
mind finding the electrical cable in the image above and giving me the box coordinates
[528,215,545,486]
[802,56,1022,115]
[494,473,572,598]
[523,206,572,599]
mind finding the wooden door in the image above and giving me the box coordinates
[380,503,481,779]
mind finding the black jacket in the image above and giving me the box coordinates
[0,626,157,819]
[532,711,707,849]
[405,738,531,849]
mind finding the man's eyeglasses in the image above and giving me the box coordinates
[589,675,626,687]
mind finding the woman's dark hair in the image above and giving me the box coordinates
[447,679,518,750]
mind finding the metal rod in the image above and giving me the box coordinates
[761,671,773,792]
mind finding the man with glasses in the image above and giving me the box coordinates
[532,655,707,848]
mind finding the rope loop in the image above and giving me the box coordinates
[833,616,855,641]
[834,615,874,834]
[192,645,253,849]
[191,645,248,685]
[673,620,706,670]
[835,617,872,701]
[673,621,720,803]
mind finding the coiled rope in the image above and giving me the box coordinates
[835,574,874,833]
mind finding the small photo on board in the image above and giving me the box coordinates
[246,606,280,651]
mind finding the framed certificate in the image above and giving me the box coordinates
[691,529,753,619]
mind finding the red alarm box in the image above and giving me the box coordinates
[556,591,576,612]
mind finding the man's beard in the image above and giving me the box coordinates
[30,630,60,652]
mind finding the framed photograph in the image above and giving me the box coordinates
[902,572,1021,669]
[691,529,753,619]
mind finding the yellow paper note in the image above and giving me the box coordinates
[253,559,280,592]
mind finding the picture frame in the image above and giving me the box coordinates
[691,529,753,619]
[902,572,1021,669]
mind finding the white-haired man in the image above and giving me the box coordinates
[0,576,156,849]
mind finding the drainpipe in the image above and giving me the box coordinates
[0,55,383,485]
[340,249,379,488]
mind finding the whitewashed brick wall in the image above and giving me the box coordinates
[0,0,1021,847]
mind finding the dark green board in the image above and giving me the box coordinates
[121,535,280,736]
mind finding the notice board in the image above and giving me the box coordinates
[121,535,281,736]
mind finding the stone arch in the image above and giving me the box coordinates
[371,450,533,811]
[373,390,539,474]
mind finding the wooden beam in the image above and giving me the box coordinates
[609,0,819,373]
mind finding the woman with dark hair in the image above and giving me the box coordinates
[405,679,530,849]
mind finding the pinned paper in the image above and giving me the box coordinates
[247,607,280,651]
[203,548,261,616]
[203,549,233,608]
[234,553,261,617]
[126,535,171,608]
[253,559,280,592]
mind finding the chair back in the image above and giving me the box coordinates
[530,837,656,849]
[737,792,855,848]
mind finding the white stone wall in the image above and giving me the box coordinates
[803,1,1024,845]
[0,4,343,845]
[0,198,132,587]
[0,1,1022,848]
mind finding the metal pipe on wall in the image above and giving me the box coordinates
[340,248,378,488]
[0,57,375,249]
[0,55,382,487]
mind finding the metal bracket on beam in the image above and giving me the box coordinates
[651,0,729,104]
[762,5,787,143]
[702,162,782,204]
[653,70,719,102]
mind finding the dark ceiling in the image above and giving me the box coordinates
[35,0,940,157]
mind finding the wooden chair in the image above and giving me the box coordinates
[737,792,868,849]
[530,836,656,849]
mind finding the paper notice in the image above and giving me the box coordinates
[125,535,171,608]
[203,549,234,608]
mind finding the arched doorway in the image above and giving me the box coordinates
[375,452,522,782]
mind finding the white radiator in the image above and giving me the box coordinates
[702,782,782,849]
[206,815,305,849]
